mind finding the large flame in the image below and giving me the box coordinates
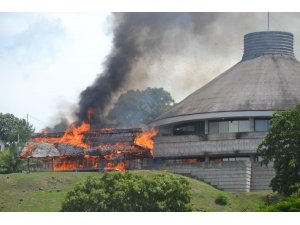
[20,118,158,172]
[134,129,158,156]
[59,122,90,148]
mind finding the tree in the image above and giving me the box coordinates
[257,104,300,195]
[0,113,34,145]
[61,172,192,212]
[0,144,25,173]
[108,88,175,126]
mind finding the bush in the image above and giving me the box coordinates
[61,172,192,212]
[215,194,228,206]
[0,145,25,174]
[259,197,300,212]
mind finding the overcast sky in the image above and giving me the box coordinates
[2,12,300,131]
[0,13,113,130]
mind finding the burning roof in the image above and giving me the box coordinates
[19,122,158,172]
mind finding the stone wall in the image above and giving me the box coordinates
[165,161,252,192]
[134,159,275,192]
[251,162,275,191]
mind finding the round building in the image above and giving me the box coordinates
[149,31,300,191]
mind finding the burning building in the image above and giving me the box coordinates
[150,31,300,192]
[20,122,158,172]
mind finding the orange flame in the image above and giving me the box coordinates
[59,122,90,148]
[184,159,198,164]
[105,162,126,172]
[134,129,158,156]
[53,158,77,171]
[20,118,158,172]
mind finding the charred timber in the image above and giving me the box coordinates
[32,128,142,138]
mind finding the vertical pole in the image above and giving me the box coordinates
[98,158,101,174]
[27,159,30,173]
[76,157,78,173]
[26,114,29,125]
[268,12,270,31]
[52,158,54,171]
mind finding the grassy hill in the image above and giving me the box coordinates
[0,170,271,212]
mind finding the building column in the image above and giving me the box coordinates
[249,117,255,132]
[205,153,210,162]
[204,120,209,134]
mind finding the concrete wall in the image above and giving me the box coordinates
[134,159,275,192]
[165,161,252,192]
[251,162,275,191]
[154,133,265,158]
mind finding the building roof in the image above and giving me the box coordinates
[153,31,300,124]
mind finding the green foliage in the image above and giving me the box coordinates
[108,88,175,126]
[263,193,286,206]
[257,104,300,195]
[215,194,228,205]
[259,197,300,212]
[61,172,192,212]
[0,113,34,145]
[0,144,25,174]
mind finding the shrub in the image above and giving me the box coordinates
[259,197,300,212]
[215,194,228,205]
[61,172,192,212]
[0,145,25,174]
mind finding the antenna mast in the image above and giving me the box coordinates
[267,12,270,31]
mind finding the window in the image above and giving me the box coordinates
[255,119,271,132]
[173,121,204,135]
[219,121,229,133]
[238,120,250,132]
[229,120,239,132]
[209,121,219,134]
[209,119,250,134]
[159,126,172,136]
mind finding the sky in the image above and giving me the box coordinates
[1,2,300,133]
[0,13,113,130]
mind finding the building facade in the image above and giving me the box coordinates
[149,31,300,192]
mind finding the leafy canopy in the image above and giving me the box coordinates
[108,87,175,126]
[0,113,34,145]
[61,172,192,212]
[257,104,300,195]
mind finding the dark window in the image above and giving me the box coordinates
[173,121,204,135]
[159,125,172,136]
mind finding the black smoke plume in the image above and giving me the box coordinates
[76,13,224,125]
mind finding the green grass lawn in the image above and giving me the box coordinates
[0,170,272,212]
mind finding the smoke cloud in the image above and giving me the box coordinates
[54,12,300,128]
